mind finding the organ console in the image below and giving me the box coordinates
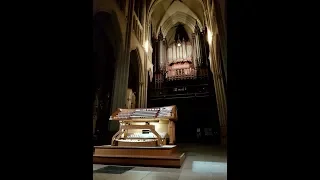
[109,105,178,147]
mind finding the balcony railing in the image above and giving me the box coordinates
[148,83,212,99]
[132,12,143,44]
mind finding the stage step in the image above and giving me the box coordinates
[93,153,185,168]
[94,145,176,156]
[93,145,185,167]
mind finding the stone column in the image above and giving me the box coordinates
[158,29,163,71]
[194,22,202,67]
[192,33,197,69]
[195,34,200,66]
[138,81,143,107]
[110,0,135,131]
[210,34,227,145]
[141,0,148,108]
[200,30,208,67]
[162,38,167,70]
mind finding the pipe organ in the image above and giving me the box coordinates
[152,23,209,82]
[167,40,192,64]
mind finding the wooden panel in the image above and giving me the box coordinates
[93,153,185,168]
[121,125,155,130]
[94,145,176,156]
[117,140,158,147]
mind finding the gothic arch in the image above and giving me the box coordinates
[148,0,206,16]
[156,3,203,35]
[93,11,125,143]
[93,11,124,61]
[160,12,196,37]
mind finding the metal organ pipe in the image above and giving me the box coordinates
[173,43,177,62]
[180,44,183,60]
[187,42,192,61]
[176,45,180,62]
[157,38,161,71]
[176,45,178,60]
[168,46,172,64]
[182,40,187,60]
[176,45,179,61]
[192,33,197,69]
[162,39,167,70]
[159,38,163,70]
[195,34,201,66]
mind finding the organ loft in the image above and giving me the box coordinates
[93,0,226,167]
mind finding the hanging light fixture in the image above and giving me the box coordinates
[177,34,181,46]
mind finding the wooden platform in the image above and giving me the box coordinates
[116,140,158,147]
[93,145,185,168]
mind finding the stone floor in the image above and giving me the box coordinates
[93,144,227,180]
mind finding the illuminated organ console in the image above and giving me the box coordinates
[93,105,185,167]
[109,105,177,147]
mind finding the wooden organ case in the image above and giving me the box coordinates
[93,105,185,167]
[109,105,177,147]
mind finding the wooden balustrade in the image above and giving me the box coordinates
[132,12,143,44]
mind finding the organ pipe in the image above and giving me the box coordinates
[183,39,187,60]
[161,38,167,70]
[157,29,163,71]
[159,38,163,70]
[192,33,197,69]
[186,42,192,61]
[173,43,176,62]
[167,42,193,64]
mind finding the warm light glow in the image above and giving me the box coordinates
[144,40,149,53]
[177,43,181,46]
[207,30,213,44]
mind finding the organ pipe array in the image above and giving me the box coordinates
[152,23,208,81]
[167,40,192,64]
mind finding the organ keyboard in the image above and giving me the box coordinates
[109,105,177,147]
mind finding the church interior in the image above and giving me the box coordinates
[93,0,226,179]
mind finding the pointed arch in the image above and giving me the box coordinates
[156,1,203,35]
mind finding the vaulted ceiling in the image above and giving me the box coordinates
[149,0,206,41]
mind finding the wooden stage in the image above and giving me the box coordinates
[93,145,185,168]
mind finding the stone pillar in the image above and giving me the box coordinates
[138,81,143,107]
[210,33,227,145]
[200,30,208,67]
[162,38,167,70]
[158,28,163,71]
[195,34,200,66]
[110,0,135,131]
[141,0,148,108]
[192,33,197,69]
[194,22,202,67]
